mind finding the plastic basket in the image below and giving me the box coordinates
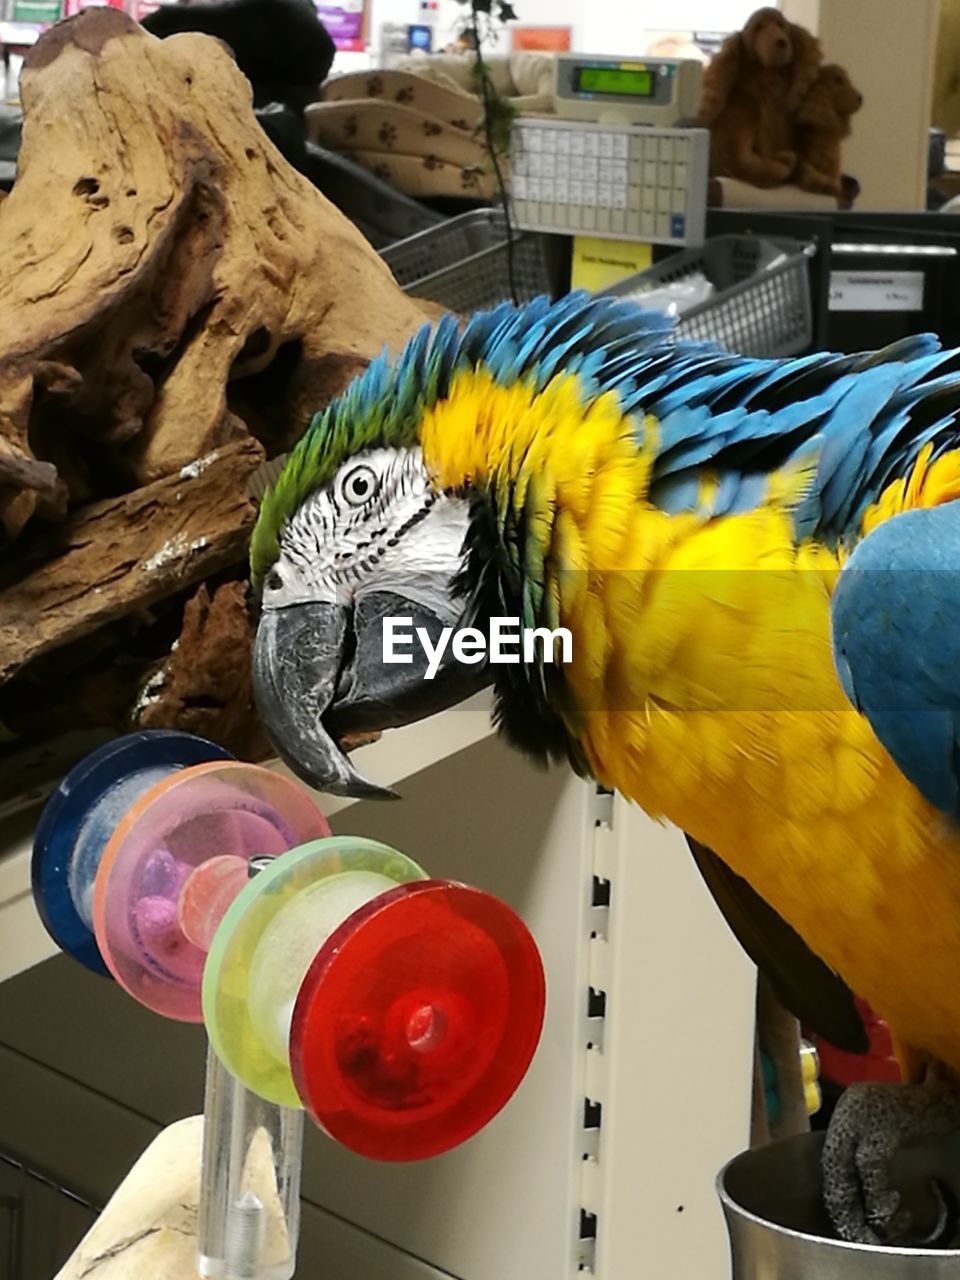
[380,209,557,311]
[603,235,816,358]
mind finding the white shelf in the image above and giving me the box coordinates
[267,689,496,817]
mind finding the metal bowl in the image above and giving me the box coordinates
[718,1131,960,1279]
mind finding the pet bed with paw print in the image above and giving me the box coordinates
[307,72,498,199]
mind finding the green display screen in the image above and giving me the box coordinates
[576,66,654,98]
[9,0,60,20]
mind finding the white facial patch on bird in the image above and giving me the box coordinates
[261,446,471,620]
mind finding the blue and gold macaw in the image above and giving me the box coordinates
[250,292,960,1245]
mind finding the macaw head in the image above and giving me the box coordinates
[250,294,675,797]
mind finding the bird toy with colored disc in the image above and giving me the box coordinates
[31,729,546,1279]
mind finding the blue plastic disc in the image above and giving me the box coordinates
[32,730,234,975]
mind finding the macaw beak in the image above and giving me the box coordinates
[252,592,493,799]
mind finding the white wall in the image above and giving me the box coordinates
[782,0,938,209]
[583,1,771,55]
[361,0,768,61]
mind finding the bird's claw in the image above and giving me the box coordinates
[822,1080,960,1246]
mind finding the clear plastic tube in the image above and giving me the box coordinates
[197,1043,304,1280]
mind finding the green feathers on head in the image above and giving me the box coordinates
[248,318,464,587]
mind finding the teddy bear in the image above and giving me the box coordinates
[697,6,823,188]
[793,64,864,198]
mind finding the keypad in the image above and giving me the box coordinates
[510,122,708,246]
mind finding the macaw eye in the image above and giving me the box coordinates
[338,463,379,508]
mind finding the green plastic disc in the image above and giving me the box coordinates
[202,836,426,1106]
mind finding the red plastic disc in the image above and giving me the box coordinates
[290,880,545,1161]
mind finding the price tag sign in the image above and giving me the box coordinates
[829,270,925,312]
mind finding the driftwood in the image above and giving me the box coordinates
[0,9,433,794]
[135,579,272,761]
[0,438,264,685]
[0,9,429,540]
[56,1116,291,1280]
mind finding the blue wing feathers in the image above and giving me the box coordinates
[712,470,770,517]
[850,332,943,368]
[831,504,960,817]
[448,290,960,546]
[340,291,960,552]
[648,471,701,514]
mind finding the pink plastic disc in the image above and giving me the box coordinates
[290,880,545,1160]
[177,854,251,951]
[92,761,330,1020]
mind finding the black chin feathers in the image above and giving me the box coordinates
[491,685,594,779]
[457,491,593,779]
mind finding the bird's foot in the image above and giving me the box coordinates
[823,1078,960,1246]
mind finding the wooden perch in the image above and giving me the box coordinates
[0,8,430,542]
[56,1116,290,1280]
[134,579,273,760]
[0,438,264,685]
